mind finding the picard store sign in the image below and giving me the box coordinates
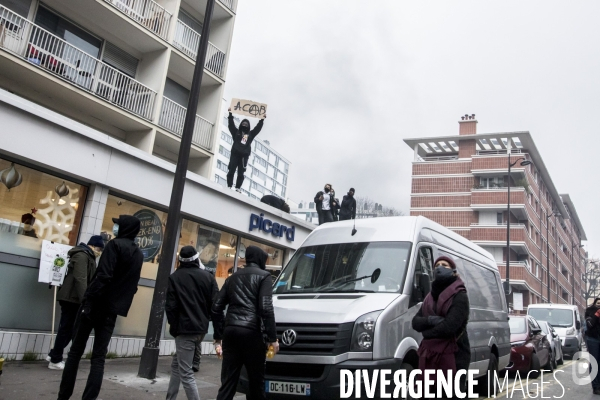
[249,213,295,242]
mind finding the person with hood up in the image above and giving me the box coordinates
[585,297,600,394]
[314,183,335,225]
[339,188,357,221]
[166,246,218,400]
[226,107,266,192]
[330,189,341,221]
[57,215,144,400]
[411,256,470,397]
[47,235,105,370]
[212,246,279,400]
[260,194,290,213]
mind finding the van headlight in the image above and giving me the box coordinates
[351,311,382,352]
[566,327,575,335]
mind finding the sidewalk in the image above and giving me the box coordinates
[0,355,242,400]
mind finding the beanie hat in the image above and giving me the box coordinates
[350,188,355,192]
[434,256,457,270]
[179,245,199,262]
[87,235,105,249]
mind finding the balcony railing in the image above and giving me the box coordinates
[103,0,171,40]
[218,0,237,12]
[0,5,157,120]
[158,97,214,150]
[173,20,226,77]
[416,155,459,162]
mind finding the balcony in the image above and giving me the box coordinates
[172,19,226,78]
[102,0,172,40]
[218,0,237,12]
[158,97,214,151]
[0,5,157,121]
[470,224,528,254]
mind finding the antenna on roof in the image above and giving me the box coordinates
[351,216,357,236]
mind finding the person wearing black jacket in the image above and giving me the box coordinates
[330,189,341,221]
[166,246,218,400]
[212,246,279,400]
[585,297,600,394]
[57,215,143,400]
[339,188,357,221]
[226,107,266,192]
[314,183,335,225]
[260,194,290,213]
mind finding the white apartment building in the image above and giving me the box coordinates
[214,99,291,200]
[0,0,314,359]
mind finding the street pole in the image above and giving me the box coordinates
[138,0,216,380]
[546,213,551,303]
[505,150,512,308]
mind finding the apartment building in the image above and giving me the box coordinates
[0,0,315,359]
[404,116,587,313]
[214,99,291,200]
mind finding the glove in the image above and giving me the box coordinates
[595,309,600,318]
[428,316,444,326]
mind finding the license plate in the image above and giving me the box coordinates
[266,380,310,396]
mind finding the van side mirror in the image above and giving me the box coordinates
[576,321,581,330]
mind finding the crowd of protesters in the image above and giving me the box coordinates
[313,184,356,225]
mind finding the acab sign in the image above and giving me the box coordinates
[249,213,295,241]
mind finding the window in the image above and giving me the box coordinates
[0,0,32,17]
[102,41,138,78]
[497,213,503,224]
[254,156,267,168]
[454,258,503,311]
[0,158,87,246]
[221,132,233,145]
[480,176,505,189]
[219,145,231,158]
[216,160,227,172]
[178,9,202,34]
[238,237,285,279]
[164,78,189,107]
[411,247,433,305]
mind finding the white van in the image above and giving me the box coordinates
[527,304,583,357]
[237,216,511,399]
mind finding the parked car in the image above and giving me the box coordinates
[506,315,553,377]
[537,320,563,366]
[527,304,582,358]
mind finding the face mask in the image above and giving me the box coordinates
[324,187,330,193]
[112,223,119,237]
[435,265,455,280]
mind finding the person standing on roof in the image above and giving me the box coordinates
[226,107,266,193]
[339,188,357,221]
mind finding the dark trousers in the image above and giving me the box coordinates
[319,210,333,225]
[216,326,266,400]
[57,308,118,400]
[227,153,249,189]
[587,337,600,389]
[48,301,80,363]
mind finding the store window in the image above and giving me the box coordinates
[101,195,166,280]
[179,220,238,288]
[0,158,87,250]
[238,237,285,279]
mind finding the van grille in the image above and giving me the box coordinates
[276,322,353,355]
[265,362,326,379]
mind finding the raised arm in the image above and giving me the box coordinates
[228,112,237,136]
[250,119,264,139]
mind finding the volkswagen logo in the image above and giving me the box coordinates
[281,329,297,346]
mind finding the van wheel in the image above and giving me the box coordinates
[400,363,414,400]
[477,353,498,397]
[529,354,541,379]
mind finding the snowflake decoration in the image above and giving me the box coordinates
[34,186,79,243]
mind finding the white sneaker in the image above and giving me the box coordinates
[46,355,51,362]
[235,188,242,193]
[48,361,65,370]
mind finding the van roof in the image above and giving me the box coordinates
[527,304,579,310]
[302,216,495,263]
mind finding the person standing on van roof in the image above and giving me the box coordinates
[339,188,356,221]
[314,183,335,225]
[412,256,471,395]
[330,189,340,221]
[584,298,600,394]
[226,107,265,193]
[211,246,279,400]
[260,194,291,213]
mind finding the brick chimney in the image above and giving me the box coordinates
[459,114,477,135]
[458,114,477,158]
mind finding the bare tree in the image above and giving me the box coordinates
[354,196,375,212]
[382,206,404,216]
[353,196,404,217]
[583,258,600,305]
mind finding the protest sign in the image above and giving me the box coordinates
[230,98,267,119]
[38,240,72,286]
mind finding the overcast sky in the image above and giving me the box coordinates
[222,1,599,257]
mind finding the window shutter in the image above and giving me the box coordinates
[102,42,138,77]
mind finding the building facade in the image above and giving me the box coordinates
[404,117,587,313]
[0,0,314,360]
[214,99,290,200]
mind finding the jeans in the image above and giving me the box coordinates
[48,301,80,363]
[319,210,333,225]
[217,326,266,400]
[193,340,201,371]
[227,153,249,189]
[57,307,117,400]
[167,334,205,400]
[586,337,600,389]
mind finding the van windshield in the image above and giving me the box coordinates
[528,309,574,328]
[273,242,411,294]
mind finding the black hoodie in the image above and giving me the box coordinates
[84,215,144,317]
[228,113,264,156]
[211,246,276,341]
[339,194,357,221]
[585,298,600,340]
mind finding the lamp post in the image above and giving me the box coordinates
[504,148,531,306]
[572,242,584,306]
[138,0,216,380]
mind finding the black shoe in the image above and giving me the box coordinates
[192,366,199,372]
[593,388,600,395]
